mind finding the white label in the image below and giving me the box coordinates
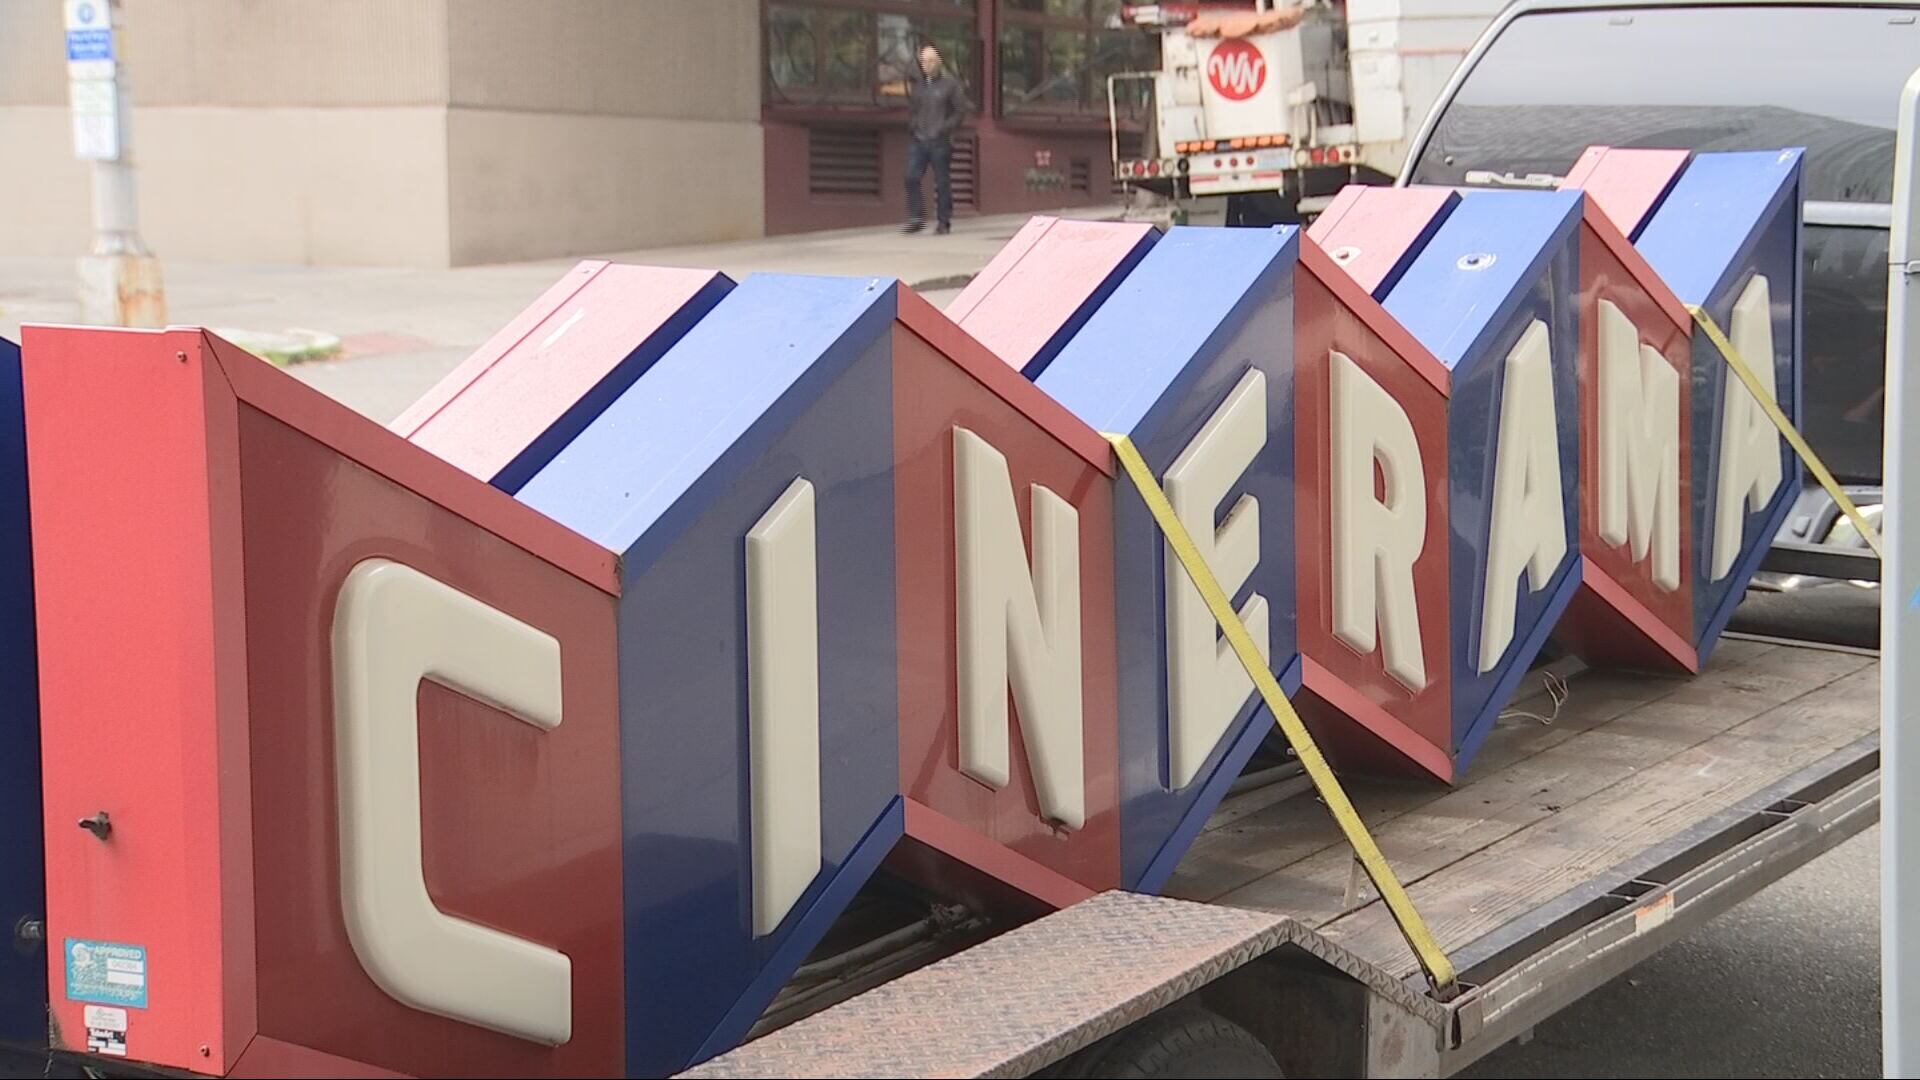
[1635,892,1676,934]
[953,426,1086,830]
[86,1027,127,1057]
[1479,320,1568,672]
[333,559,573,1046]
[84,1004,127,1058]
[1330,350,1429,692]
[68,79,119,163]
[1597,300,1681,590]
[746,478,824,937]
[1163,369,1267,790]
[1710,274,1785,581]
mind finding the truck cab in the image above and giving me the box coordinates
[1113,0,1504,222]
[1401,0,1920,586]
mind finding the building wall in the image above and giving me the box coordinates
[0,0,764,267]
[757,0,1132,235]
[763,118,1116,235]
[443,0,766,263]
[0,0,452,265]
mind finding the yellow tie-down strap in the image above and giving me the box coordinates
[1103,432,1460,999]
[1687,304,1884,560]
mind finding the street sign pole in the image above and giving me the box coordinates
[1883,62,1920,1080]
[66,0,166,327]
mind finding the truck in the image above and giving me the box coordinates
[1400,0,1917,602]
[696,4,1918,1077]
[1109,0,1504,223]
[0,5,1910,1080]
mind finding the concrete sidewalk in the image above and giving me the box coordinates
[0,204,1123,422]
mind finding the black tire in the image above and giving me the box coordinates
[1225,190,1302,228]
[1050,1007,1283,1079]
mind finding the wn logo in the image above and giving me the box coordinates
[1207,40,1267,101]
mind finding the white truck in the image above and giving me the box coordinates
[1111,0,1504,223]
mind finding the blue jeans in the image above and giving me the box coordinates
[906,139,953,226]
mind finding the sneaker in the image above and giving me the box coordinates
[935,222,952,235]
[903,220,926,234]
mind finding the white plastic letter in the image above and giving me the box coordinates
[1330,350,1429,692]
[1164,369,1268,789]
[332,558,571,1046]
[954,426,1086,829]
[1480,319,1569,672]
[746,478,822,937]
[1710,274,1785,581]
[1597,299,1682,590]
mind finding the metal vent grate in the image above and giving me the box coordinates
[1070,158,1092,193]
[950,135,979,209]
[809,127,883,197]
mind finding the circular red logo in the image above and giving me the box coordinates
[1206,39,1268,101]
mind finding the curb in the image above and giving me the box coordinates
[214,327,344,367]
[910,273,976,292]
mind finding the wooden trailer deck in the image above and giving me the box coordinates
[1168,634,1880,986]
[685,636,1879,1078]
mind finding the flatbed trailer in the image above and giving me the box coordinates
[684,635,1880,1077]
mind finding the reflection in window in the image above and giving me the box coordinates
[998,0,1153,116]
[1045,32,1087,105]
[764,1,981,108]
[823,9,870,93]
[767,6,819,95]
[999,25,1044,108]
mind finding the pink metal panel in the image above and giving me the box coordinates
[1559,146,1692,240]
[24,326,258,1075]
[947,216,1157,375]
[393,261,729,489]
[1305,186,1460,298]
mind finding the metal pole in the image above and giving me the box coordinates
[67,0,166,327]
[1882,62,1920,1080]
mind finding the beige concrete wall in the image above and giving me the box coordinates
[0,0,453,264]
[446,109,762,265]
[0,107,94,256]
[0,103,449,266]
[2,2,450,107]
[124,0,450,107]
[0,0,766,266]
[0,3,69,106]
[442,0,765,264]
[447,0,759,121]
[136,107,451,266]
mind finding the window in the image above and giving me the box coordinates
[1407,6,1919,485]
[998,0,1153,118]
[766,2,980,110]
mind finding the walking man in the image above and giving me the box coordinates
[905,44,970,235]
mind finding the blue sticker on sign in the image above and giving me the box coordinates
[65,939,147,1009]
[66,28,113,63]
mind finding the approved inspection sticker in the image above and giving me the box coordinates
[65,938,147,1008]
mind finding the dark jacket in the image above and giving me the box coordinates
[908,73,971,144]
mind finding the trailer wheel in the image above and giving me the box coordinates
[1049,1007,1282,1079]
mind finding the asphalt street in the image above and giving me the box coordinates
[1465,824,1879,1078]
[1459,581,1883,1078]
